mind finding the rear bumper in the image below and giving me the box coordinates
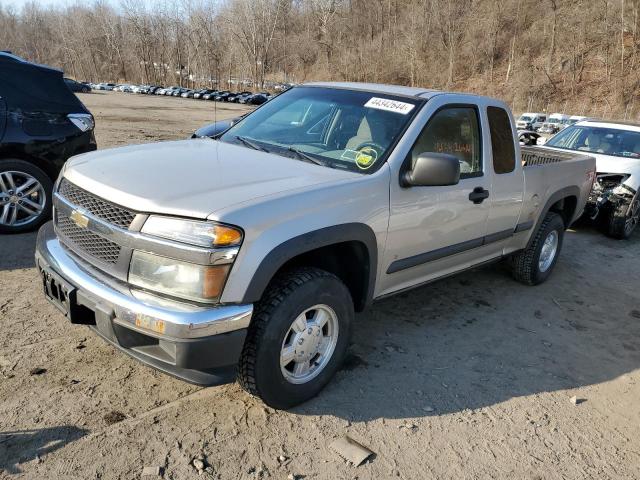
[35,221,252,386]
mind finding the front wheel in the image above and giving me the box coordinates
[0,159,52,234]
[607,195,639,239]
[511,212,565,285]
[238,267,353,409]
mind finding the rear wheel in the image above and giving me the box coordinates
[0,159,52,234]
[238,267,353,409]
[511,212,565,285]
[607,195,639,239]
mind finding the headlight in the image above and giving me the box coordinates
[67,113,94,132]
[141,216,243,247]
[129,251,230,303]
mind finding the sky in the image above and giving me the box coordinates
[2,0,67,8]
[1,0,119,10]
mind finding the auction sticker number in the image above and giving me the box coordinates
[364,97,415,115]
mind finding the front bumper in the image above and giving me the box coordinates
[35,222,252,386]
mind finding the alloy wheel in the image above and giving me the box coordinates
[0,171,46,227]
[538,230,559,273]
[280,304,339,385]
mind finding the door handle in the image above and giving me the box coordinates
[469,187,490,204]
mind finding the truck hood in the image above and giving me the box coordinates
[64,139,359,218]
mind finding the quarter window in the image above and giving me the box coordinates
[487,106,516,174]
[409,107,482,178]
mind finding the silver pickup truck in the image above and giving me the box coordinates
[35,83,595,408]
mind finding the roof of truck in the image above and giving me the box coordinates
[303,81,439,98]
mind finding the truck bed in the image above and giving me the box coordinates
[512,146,596,252]
[521,146,594,166]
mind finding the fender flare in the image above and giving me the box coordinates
[526,185,581,249]
[240,223,378,308]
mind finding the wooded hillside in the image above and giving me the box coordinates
[1,0,639,119]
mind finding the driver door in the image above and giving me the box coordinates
[379,95,496,296]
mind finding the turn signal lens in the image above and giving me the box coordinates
[203,264,230,298]
[141,216,243,247]
[212,225,243,246]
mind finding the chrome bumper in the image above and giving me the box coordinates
[35,221,252,340]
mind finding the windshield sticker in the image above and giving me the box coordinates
[355,147,378,170]
[364,97,415,115]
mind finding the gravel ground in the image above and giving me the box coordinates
[1,91,639,480]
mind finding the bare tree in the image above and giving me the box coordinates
[1,0,638,120]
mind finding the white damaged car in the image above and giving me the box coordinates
[542,120,640,239]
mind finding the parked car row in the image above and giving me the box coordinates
[517,112,594,135]
[87,82,275,105]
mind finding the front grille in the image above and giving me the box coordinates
[58,178,136,229]
[56,213,121,264]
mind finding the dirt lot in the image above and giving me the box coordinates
[1,91,640,480]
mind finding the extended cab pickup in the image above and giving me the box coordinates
[35,83,595,408]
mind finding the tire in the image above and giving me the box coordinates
[238,267,354,409]
[511,212,565,285]
[0,159,53,234]
[607,195,639,239]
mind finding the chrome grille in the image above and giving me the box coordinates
[58,178,136,229]
[56,212,121,264]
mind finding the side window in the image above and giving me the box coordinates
[487,106,516,174]
[410,107,482,178]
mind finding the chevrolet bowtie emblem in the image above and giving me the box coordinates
[69,209,89,228]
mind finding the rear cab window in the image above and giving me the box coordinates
[487,106,516,174]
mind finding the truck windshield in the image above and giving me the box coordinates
[220,86,422,173]
[546,125,640,159]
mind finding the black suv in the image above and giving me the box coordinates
[0,52,96,233]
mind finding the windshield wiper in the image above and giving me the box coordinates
[235,135,268,152]
[287,147,326,166]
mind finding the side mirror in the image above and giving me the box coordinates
[402,152,461,187]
